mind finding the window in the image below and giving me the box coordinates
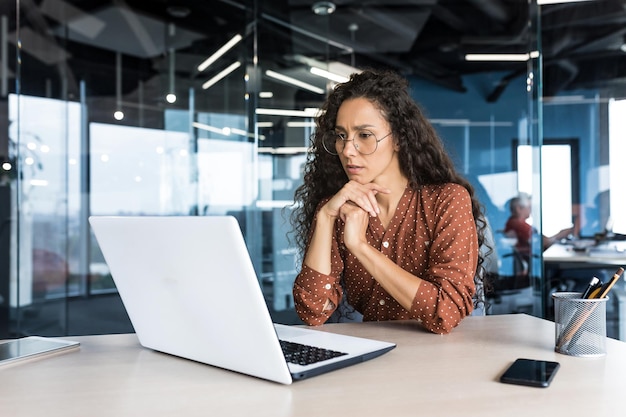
[516,139,579,237]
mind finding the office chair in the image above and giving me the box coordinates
[485,231,534,315]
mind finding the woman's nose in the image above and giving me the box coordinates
[341,139,358,156]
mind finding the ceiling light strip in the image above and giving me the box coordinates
[465,51,539,62]
[286,121,316,128]
[256,108,321,117]
[309,66,349,83]
[192,122,224,135]
[201,61,241,90]
[197,34,243,72]
[257,147,310,155]
[193,121,264,140]
[537,0,593,5]
[265,70,325,94]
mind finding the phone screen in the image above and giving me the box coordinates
[499,358,560,388]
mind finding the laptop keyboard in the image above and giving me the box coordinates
[279,340,348,366]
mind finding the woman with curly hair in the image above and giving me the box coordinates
[290,69,488,334]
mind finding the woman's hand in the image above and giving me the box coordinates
[339,202,370,250]
[303,180,389,276]
[322,180,390,218]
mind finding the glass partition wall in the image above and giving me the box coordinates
[2,0,623,338]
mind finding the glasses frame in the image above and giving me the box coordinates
[322,130,392,155]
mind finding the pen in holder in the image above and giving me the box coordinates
[553,292,607,357]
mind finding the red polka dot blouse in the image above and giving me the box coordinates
[293,183,479,334]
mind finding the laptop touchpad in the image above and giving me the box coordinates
[274,324,313,340]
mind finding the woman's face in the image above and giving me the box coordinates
[333,97,401,185]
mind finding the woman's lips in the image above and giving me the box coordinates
[345,164,362,175]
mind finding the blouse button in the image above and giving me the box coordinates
[379,299,385,306]
[324,283,331,290]
[382,241,389,248]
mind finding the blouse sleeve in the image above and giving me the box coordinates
[292,206,345,325]
[412,184,478,334]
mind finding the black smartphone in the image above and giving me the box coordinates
[499,358,560,388]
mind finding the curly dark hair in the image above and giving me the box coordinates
[289,68,490,304]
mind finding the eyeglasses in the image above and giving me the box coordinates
[322,130,392,155]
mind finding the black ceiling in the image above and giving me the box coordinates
[7,0,626,106]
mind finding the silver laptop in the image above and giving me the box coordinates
[89,215,395,384]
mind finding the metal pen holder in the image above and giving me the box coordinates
[553,292,607,357]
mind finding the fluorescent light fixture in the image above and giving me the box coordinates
[309,66,349,83]
[255,199,296,208]
[287,121,316,128]
[259,91,274,98]
[465,51,539,61]
[197,34,243,72]
[193,121,264,140]
[256,107,321,117]
[256,122,274,128]
[229,127,255,138]
[193,122,225,135]
[166,23,177,103]
[257,147,309,155]
[201,61,241,89]
[114,52,124,120]
[537,0,593,4]
[265,70,325,94]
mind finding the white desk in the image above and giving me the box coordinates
[543,242,626,340]
[2,314,626,417]
[543,241,626,268]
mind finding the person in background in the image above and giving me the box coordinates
[289,69,488,335]
[504,192,573,258]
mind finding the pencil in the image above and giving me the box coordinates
[596,267,625,299]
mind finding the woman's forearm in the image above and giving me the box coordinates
[303,211,337,275]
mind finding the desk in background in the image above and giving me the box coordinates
[544,241,626,339]
[543,240,626,269]
[2,314,626,417]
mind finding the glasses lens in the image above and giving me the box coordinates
[354,130,378,155]
[322,133,339,155]
[322,130,381,155]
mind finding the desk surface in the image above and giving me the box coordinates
[544,241,626,267]
[2,314,626,417]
